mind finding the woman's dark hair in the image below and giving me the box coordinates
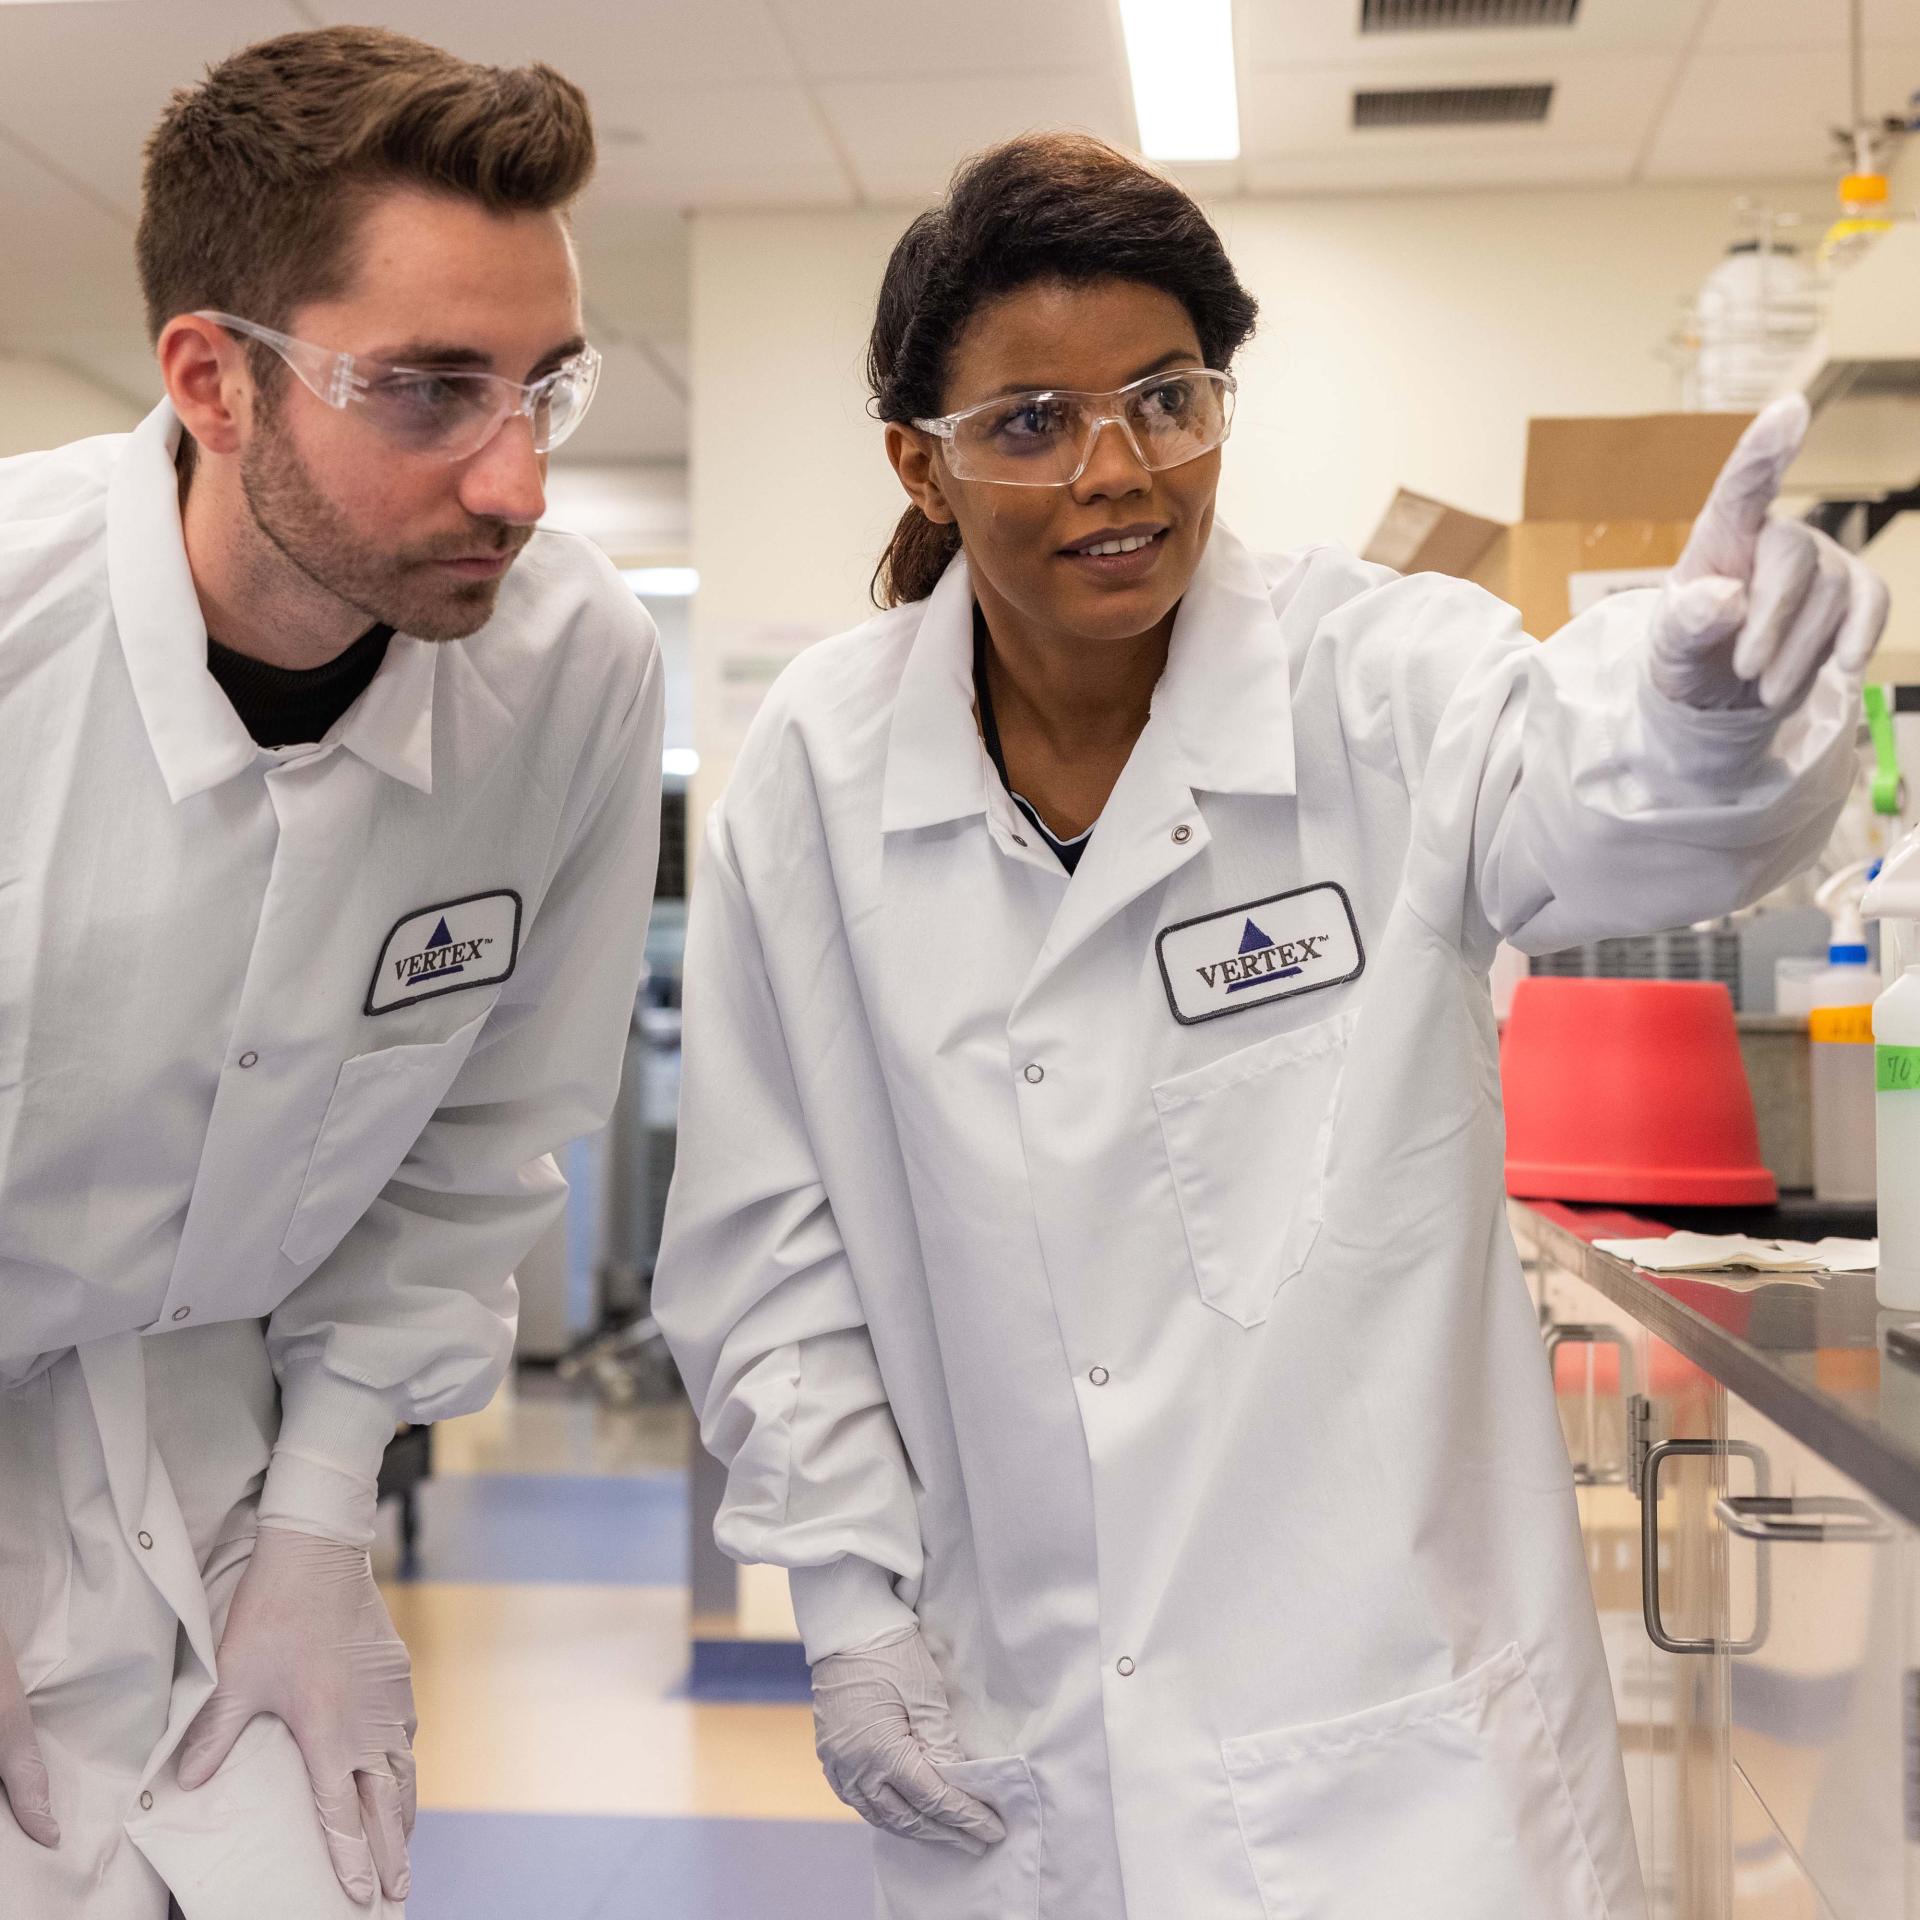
[868,132,1259,607]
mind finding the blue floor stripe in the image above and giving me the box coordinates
[393,1473,688,1586]
[408,1811,874,1920]
[685,1636,814,1703]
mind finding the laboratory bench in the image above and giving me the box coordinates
[1511,1196,1916,1920]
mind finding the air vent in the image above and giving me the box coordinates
[1352,82,1554,128]
[1361,0,1579,28]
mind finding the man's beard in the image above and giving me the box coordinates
[239,409,528,643]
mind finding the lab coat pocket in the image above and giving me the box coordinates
[281,1010,489,1269]
[0,1373,70,1692]
[1153,1007,1356,1329]
[871,1755,1043,1920]
[1222,1643,1607,1920]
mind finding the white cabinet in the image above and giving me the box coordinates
[1517,1204,1920,1919]
[1723,1400,1911,1920]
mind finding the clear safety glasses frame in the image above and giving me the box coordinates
[913,366,1237,488]
[194,311,603,463]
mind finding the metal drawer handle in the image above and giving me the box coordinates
[1714,1494,1891,1544]
[1543,1323,1638,1486]
[1642,1438,1769,1657]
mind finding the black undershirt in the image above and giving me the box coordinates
[972,606,1094,876]
[207,623,394,749]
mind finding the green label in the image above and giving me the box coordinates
[1880,1044,1920,1093]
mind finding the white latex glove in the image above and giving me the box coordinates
[811,1626,1008,1855]
[1647,393,1888,714]
[0,1623,59,1850]
[178,1527,416,1907]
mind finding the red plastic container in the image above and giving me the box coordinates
[1502,978,1777,1206]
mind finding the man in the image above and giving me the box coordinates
[0,27,662,1918]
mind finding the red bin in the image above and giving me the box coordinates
[1502,977,1777,1206]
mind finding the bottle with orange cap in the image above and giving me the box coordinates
[1817,168,1894,274]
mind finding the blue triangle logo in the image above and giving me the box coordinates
[1238,918,1274,954]
[426,917,454,949]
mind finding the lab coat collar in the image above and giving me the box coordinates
[332,634,437,793]
[877,520,1295,838]
[879,551,990,833]
[109,402,259,803]
[1153,520,1296,800]
[109,401,440,801]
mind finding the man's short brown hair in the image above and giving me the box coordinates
[136,25,595,342]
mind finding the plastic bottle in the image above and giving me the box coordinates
[1809,868,1879,1204]
[1863,831,1920,1307]
[1816,171,1893,275]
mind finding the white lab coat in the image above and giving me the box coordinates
[0,403,663,1917]
[654,526,1857,1920]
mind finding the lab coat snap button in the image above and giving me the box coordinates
[238,1051,258,1069]
[1171,825,1192,844]
[1089,1367,1110,1386]
[1011,834,1029,848]
[139,1791,153,1811]
[136,1531,153,1550]
[1117,1657,1136,1677]
[1023,1063,1044,1084]
[171,1307,191,1322]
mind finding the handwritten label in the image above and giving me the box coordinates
[1878,1044,1920,1093]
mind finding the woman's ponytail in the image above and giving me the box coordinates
[873,505,962,610]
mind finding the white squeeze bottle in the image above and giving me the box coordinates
[1864,831,1920,1310]
[1809,867,1880,1205]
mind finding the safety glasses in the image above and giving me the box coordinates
[913,367,1235,487]
[195,312,602,463]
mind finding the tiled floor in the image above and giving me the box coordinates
[374,1375,872,1919]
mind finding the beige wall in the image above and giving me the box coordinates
[0,356,142,457]
[688,181,1827,807]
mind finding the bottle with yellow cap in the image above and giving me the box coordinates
[1817,170,1893,275]
[1809,864,1879,1203]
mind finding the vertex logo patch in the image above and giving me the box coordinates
[1156,882,1363,1025]
[365,890,522,1015]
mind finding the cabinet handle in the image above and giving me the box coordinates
[1543,1323,1638,1486]
[1642,1438,1771,1656]
[1714,1494,1891,1544]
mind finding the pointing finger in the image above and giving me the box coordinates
[1674,393,1811,589]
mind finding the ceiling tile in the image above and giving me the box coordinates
[1243,141,1635,191]
[570,200,691,341]
[588,84,854,207]
[766,0,1117,80]
[0,0,310,218]
[1643,44,1911,180]
[1239,48,1675,161]
[1695,0,1920,52]
[554,335,687,462]
[345,0,797,94]
[1242,0,1708,68]
[816,71,1135,202]
[0,140,148,381]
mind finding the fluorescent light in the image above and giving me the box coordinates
[663,747,701,778]
[621,566,699,598]
[1118,0,1241,162]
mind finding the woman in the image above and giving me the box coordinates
[654,135,1882,1920]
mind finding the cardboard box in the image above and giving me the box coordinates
[1363,412,1754,637]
